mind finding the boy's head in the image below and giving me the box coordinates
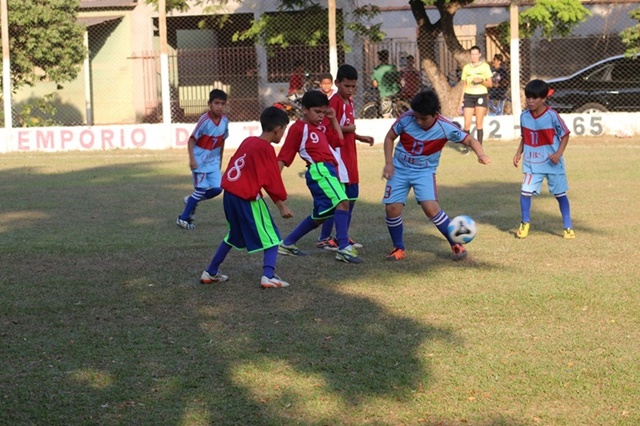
[260,106,290,143]
[405,55,415,67]
[335,64,359,99]
[208,89,227,116]
[410,90,440,116]
[319,72,333,95]
[377,49,389,63]
[524,79,550,99]
[301,90,330,126]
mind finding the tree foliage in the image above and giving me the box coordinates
[1,0,87,92]
[620,7,640,56]
[519,0,591,40]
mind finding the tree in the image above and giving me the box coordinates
[621,7,640,56]
[1,0,87,124]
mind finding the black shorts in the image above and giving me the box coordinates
[463,93,489,109]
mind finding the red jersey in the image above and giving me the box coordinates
[325,94,359,184]
[221,137,287,203]
[277,120,340,168]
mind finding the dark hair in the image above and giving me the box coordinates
[301,90,329,109]
[524,79,550,99]
[336,64,358,81]
[260,106,289,132]
[470,45,481,53]
[493,54,503,62]
[377,49,389,62]
[319,72,333,82]
[410,90,440,116]
[406,55,414,61]
[208,89,227,102]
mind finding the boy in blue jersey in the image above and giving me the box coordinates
[382,90,491,261]
[513,79,575,239]
[177,89,229,230]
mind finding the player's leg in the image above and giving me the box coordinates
[260,246,290,288]
[316,218,338,250]
[383,168,410,260]
[178,172,207,228]
[345,185,363,248]
[201,241,232,284]
[202,170,223,200]
[415,172,466,260]
[517,173,542,238]
[461,96,475,154]
[549,174,574,238]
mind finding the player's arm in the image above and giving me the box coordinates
[462,134,491,165]
[342,123,356,133]
[513,138,524,167]
[548,134,570,165]
[356,134,375,146]
[274,199,293,219]
[325,107,344,141]
[382,127,397,179]
[187,136,198,170]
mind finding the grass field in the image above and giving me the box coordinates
[1,137,639,425]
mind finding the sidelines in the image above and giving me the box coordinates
[1,112,638,153]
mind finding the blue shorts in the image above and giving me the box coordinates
[222,192,282,253]
[306,162,348,220]
[383,167,437,204]
[521,173,569,195]
[192,170,221,189]
[345,183,359,201]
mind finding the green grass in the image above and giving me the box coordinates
[1,137,639,425]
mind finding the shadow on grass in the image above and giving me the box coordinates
[0,157,568,424]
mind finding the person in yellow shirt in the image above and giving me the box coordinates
[458,46,493,147]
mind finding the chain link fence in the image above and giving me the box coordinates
[1,1,638,127]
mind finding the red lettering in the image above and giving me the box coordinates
[101,129,115,149]
[175,127,190,146]
[36,130,55,149]
[80,130,94,149]
[243,125,260,137]
[131,128,146,147]
[18,131,30,151]
[61,130,73,150]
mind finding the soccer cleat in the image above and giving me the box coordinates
[316,236,339,251]
[349,238,363,249]
[261,274,290,288]
[335,245,363,264]
[278,243,307,256]
[385,247,406,261]
[176,216,195,230]
[451,244,467,261]
[516,222,530,239]
[200,270,229,284]
[563,228,576,239]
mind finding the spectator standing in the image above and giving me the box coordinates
[489,54,509,115]
[401,55,422,101]
[371,49,401,118]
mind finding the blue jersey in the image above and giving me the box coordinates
[192,111,230,174]
[520,106,570,175]
[391,112,467,171]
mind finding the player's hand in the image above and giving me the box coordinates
[279,205,294,219]
[512,154,521,168]
[189,159,198,170]
[382,163,394,180]
[324,107,336,120]
[547,152,561,164]
[477,154,491,165]
[362,136,375,146]
[458,104,463,115]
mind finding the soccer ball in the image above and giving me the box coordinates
[447,215,477,245]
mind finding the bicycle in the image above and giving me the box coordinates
[358,90,411,119]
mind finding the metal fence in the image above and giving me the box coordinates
[1,1,638,127]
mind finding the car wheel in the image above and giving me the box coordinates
[575,103,608,114]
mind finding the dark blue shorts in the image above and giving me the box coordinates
[223,192,282,253]
[305,162,348,220]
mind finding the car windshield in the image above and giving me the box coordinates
[584,65,611,82]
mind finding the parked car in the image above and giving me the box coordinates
[545,55,640,113]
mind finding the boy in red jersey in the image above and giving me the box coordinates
[200,106,294,288]
[277,90,363,264]
[315,64,375,251]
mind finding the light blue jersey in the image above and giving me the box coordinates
[192,112,230,174]
[391,112,467,171]
[520,106,570,175]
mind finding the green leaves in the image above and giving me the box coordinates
[620,7,640,56]
[519,0,591,40]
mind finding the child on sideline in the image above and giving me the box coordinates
[316,64,375,251]
[277,90,363,264]
[200,106,294,289]
[177,89,229,230]
[513,79,574,239]
[382,90,491,261]
[319,72,335,98]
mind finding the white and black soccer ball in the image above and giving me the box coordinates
[447,215,477,245]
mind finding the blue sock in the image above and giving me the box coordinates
[206,241,232,274]
[319,218,334,240]
[262,246,278,278]
[283,216,319,246]
[431,210,455,245]
[555,193,572,229]
[348,201,355,229]
[386,215,404,250]
[205,187,222,199]
[334,209,350,249]
[520,193,532,223]
[180,189,205,220]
